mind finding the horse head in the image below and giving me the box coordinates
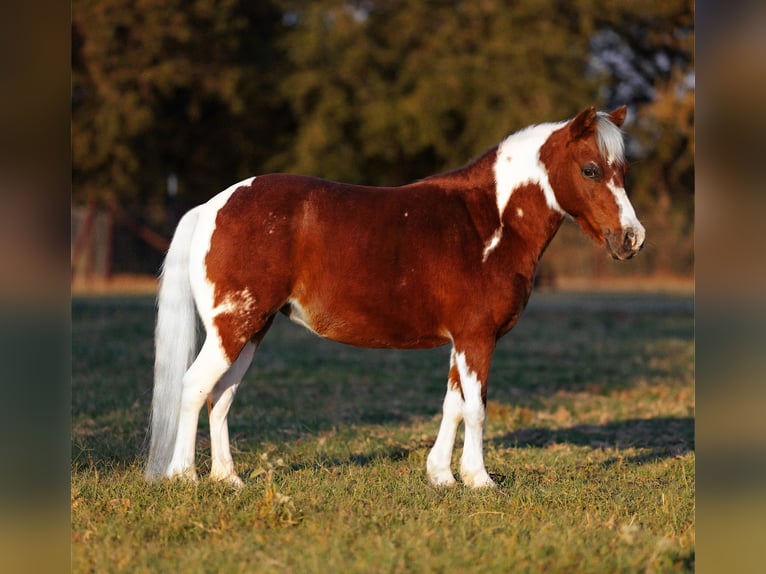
[542,105,646,261]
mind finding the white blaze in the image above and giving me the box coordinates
[607,179,645,246]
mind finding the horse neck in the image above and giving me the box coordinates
[500,184,565,265]
[425,143,565,271]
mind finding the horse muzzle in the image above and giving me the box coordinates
[605,226,646,261]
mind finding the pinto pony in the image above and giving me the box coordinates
[145,106,645,488]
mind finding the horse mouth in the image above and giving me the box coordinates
[609,249,637,261]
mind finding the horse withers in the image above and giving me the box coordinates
[145,105,645,489]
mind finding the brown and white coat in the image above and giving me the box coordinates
[146,106,645,488]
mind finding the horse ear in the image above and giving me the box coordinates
[569,106,597,140]
[608,105,628,127]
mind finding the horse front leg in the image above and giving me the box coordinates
[426,349,463,486]
[427,341,496,489]
[453,344,495,488]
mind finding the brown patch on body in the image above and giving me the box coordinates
[205,180,299,361]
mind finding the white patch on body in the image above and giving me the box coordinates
[212,288,257,317]
[516,207,524,218]
[481,227,504,262]
[493,122,566,220]
[483,122,566,263]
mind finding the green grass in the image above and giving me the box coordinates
[72,291,694,573]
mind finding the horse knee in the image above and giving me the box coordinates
[462,397,485,427]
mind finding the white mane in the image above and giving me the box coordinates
[595,112,625,166]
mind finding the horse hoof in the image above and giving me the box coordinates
[427,470,457,487]
[212,473,245,489]
[461,470,496,489]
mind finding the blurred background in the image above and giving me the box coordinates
[71,0,694,290]
[13,1,766,572]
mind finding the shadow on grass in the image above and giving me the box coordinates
[288,448,411,474]
[286,435,435,474]
[492,416,694,463]
[284,416,693,474]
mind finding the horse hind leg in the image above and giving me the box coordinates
[206,341,256,487]
[206,314,274,486]
[165,336,233,481]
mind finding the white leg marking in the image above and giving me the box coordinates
[209,342,256,487]
[166,338,232,481]
[427,383,463,487]
[454,352,495,489]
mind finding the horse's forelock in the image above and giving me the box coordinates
[595,113,625,167]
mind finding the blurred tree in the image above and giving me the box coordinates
[276,0,603,184]
[72,0,287,221]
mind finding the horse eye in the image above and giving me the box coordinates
[581,165,601,180]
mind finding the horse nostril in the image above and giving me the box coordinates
[623,229,636,249]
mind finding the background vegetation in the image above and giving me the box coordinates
[72,0,694,278]
[72,292,694,572]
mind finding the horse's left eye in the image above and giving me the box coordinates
[581,164,601,180]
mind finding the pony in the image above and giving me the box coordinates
[145,105,645,488]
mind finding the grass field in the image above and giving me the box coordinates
[72,290,694,573]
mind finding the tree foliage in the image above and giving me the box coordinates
[73,0,285,214]
[72,0,693,273]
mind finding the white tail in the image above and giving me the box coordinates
[145,208,201,479]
